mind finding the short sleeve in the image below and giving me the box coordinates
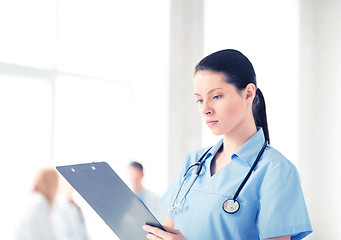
[161,167,186,219]
[160,150,204,220]
[258,161,312,240]
[160,153,191,220]
[160,176,181,219]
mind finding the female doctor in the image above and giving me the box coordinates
[143,49,312,240]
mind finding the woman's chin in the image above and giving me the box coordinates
[209,128,224,136]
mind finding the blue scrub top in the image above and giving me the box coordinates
[161,128,312,240]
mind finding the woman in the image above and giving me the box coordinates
[52,177,90,240]
[143,49,312,240]
[15,168,59,240]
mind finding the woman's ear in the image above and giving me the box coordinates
[245,83,256,103]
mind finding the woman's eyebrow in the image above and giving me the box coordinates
[194,88,223,96]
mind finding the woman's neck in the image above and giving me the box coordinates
[222,118,257,156]
[210,119,257,176]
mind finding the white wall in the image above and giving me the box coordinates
[167,0,204,184]
[300,0,341,239]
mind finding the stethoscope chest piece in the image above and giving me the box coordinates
[223,199,240,214]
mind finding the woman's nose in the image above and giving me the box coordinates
[201,102,213,115]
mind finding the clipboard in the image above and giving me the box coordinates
[56,162,165,240]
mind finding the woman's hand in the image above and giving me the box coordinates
[143,225,186,240]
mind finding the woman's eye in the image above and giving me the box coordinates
[213,95,223,100]
[196,99,203,103]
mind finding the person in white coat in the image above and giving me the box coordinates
[52,178,90,240]
[14,168,59,240]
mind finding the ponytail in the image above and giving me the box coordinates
[252,88,270,144]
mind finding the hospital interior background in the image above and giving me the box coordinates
[0,0,340,239]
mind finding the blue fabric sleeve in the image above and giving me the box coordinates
[160,154,191,220]
[257,161,312,240]
[160,177,180,219]
[160,149,205,220]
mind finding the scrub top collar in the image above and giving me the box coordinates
[201,138,223,165]
[234,127,266,167]
[203,127,266,168]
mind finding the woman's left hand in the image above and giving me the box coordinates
[143,224,186,240]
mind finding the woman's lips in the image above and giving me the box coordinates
[206,120,218,127]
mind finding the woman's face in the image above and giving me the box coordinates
[194,70,250,136]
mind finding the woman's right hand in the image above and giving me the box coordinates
[143,225,186,240]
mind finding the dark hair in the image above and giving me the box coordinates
[129,161,144,172]
[195,49,270,144]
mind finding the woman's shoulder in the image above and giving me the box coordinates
[259,144,297,171]
[188,146,211,158]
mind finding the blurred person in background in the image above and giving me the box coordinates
[128,161,166,223]
[52,177,90,240]
[14,168,59,240]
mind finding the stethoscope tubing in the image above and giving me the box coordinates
[169,141,268,213]
[170,147,212,212]
[232,141,268,201]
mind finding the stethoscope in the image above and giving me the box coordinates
[169,141,268,214]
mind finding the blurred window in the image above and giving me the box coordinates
[0,0,169,239]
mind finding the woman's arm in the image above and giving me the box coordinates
[265,235,290,240]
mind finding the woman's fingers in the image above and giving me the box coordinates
[143,225,168,239]
[143,225,185,240]
[145,232,162,240]
[161,225,181,235]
